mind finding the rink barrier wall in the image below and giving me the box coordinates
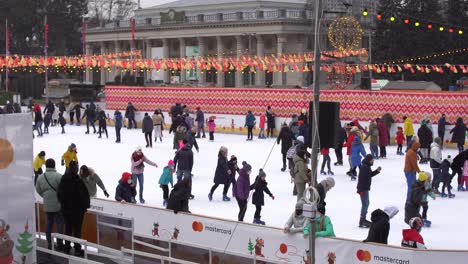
[35,198,468,264]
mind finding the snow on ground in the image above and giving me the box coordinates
[33,124,467,250]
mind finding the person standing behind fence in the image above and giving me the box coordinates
[142,113,154,148]
[35,158,65,251]
[125,102,137,129]
[97,107,108,139]
[245,110,256,141]
[114,110,123,143]
[195,107,206,138]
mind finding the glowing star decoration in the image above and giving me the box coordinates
[327,16,364,52]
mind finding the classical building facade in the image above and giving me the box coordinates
[86,0,374,87]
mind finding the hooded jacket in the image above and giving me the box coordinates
[404,142,421,173]
[61,148,78,167]
[35,168,62,212]
[417,124,433,148]
[114,110,123,129]
[245,112,256,127]
[173,144,194,171]
[57,172,90,214]
[33,155,46,172]
[429,142,442,169]
[115,179,136,203]
[277,126,293,154]
[363,209,391,244]
[317,177,335,205]
[80,167,106,197]
[142,115,154,133]
[357,159,380,192]
[404,180,425,223]
[350,137,366,168]
[450,118,467,145]
[284,211,309,233]
[403,118,414,136]
[213,153,229,184]
[159,166,174,186]
[167,180,190,213]
[250,176,273,206]
[234,168,251,200]
[293,154,309,184]
[304,215,335,237]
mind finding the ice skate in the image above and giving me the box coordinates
[359,218,371,228]
[140,197,145,204]
[458,185,465,192]
[440,192,448,198]
[163,199,167,207]
[423,219,432,227]
[320,170,327,175]
[448,193,455,198]
[351,175,357,181]
[208,192,213,201]
[327,170,334,175]
[222,195,231,201]
[281,167,286,172]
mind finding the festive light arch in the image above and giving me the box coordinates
[327,16,364,52]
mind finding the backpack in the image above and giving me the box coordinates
[463,160,468,177]
[286,144,296,159]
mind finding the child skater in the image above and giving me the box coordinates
[159,160,175,207]
[419,172,435,227]
[250,169,274,225]
[320,148,334,175]
[258,113,266,139]
[440,156,455,198]
[207,117,216,141]
[44,112,51,134]
[396,127,405,155]
[58,112,66,134]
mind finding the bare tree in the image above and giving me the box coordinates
[87,0,137,25]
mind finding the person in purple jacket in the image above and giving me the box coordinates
[131,146,158,204]
[233,161,252,222]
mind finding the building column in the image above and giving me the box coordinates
[179,38,186,83]
[255,35,265,86]
[297,34,307,87]
[85,43,92,83]
[235,35,243,88]
[216,36,225,87]
[99,42,106,85]
[111,40,121,83]
[197,37,205,84]
[274,34,287,86]
[145,39,152,82]
[162,39,170,84]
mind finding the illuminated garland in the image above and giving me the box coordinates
[327,16,364,52]
[383,47,468,64]
[327,62,354,89]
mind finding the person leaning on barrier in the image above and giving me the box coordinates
[79,165,109,198]
[363,206,399,245]
[283,201,309,234]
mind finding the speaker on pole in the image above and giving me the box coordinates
[309,101,341,149]
[361,77,371,90]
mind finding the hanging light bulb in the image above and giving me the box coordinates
[362,9,368,16]
[415,21,420,27]
[449,27,454,33]
[459,29,464,35]
[439,26,444,32]
[376,12,382,20]
[390,15,395,22]
[404,18,410,24]
[427,23,433,29]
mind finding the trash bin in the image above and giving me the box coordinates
[448,85,455,91]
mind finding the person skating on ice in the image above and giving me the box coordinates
[350,135,366,180]
[113,110,123,143]
[250,169,274,225]
[142,113,154,148]
[159,160,175,207]
[58,112,66,134]
[320,148,334,176]
[440,156,455,198]
[357,154,381,228]
[97,107,108,139]
[209,146,232,202]
[277,122,293,172]
[429,137,443,195]
[173,143,195,199]
[131,146,158,204]
[207,116,216,141]
[61,143,78,169]
[245,110,256,141]
[233,161,252,222]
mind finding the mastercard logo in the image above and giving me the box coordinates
[192,221,204,232]
[356,249,371,262]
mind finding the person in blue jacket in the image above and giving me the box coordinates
[245,110,256,141]
[350,135,367,180]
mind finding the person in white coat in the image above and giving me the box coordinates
[429,137,443,194]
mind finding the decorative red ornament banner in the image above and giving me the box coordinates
[105,86,468,124]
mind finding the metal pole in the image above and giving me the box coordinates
[368,17,373,82]
[309,0,321,263]
[44,16,49,101]
[5,18,8,92]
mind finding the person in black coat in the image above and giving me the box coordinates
[208,146,231,201]
[250,169,274,225]
[195,107,205,138]
[97,108,108,139]
[357,154,382,228]
[452,149,468,191]
[125,102,137,129]
[43,100,55,115]
[73,103,85,125]
[183,129,199,152]
[43,112,51,134]
[57,161,90,256]
[437,114,449,147]
[174,144,194,198]
[227,155,240,196]
[170,114,186,134]
[115,172,137,203]
[83,104,96,134]
[277,123,293,171]
[167,177,191,214]
[58,100,66,114]
[334,125,347,166]
[266,106,276,138]
[58,112,66,134]
[363,206,399,244]
[114,110,123,143]
[34,110,44,137]
[298,120,309,147]
[404,177,426,224]
[450,117,468,153]
[142,113,154,148]
[417,122,433,163]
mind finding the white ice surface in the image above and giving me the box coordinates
[33,125,467,250]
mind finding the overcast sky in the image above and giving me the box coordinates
[140,0,174,8]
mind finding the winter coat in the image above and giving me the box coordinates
[173,126,187,148]
[142,116,154,133]
[284,212,308,233]
[259,115,266,129]
[159,166,174,186]
[58,115,66,127]
[114,111,123,129]
[83,108,96,121]
[245,113,256,127]
[44,113,52,127]
[451,150,468,174]
[234,169,250,200]
[80,168,106,197]
[365,122,379,145]
[207,120,216,132]
[173,144,194,172]
[152,114,164,126]
[170,103,183,117]
[185,115,193,130]
[437,117,448,136]
[250,176,273,206]
[429,142,442,169]
[57,172,90,214]
[266,110,275,128]
[183,131,199,152]
[97,110,107,125]
[35,168,62,212]
[58,102,66,113]
[303,215,335,237]
[73,104,84,116]
[195,110,205,124]
[337,126,347,145]
[33,155,46,172]
[289,118,299,136]
[401,229,426,249]
[404,118,414,136]
[440,159,452,182]
[396,131,405,145]
[115,180,136,203]
[213,154,229,184]
[298,113,308,124]
[382,113,394,130]
[345,132,358,155]
[450,119,467,145]
[170,115,186,134]
[417,125,433,148]
[357,159,380,192]
[377,121,389,146]
[61,149,78,167]
[44,102,55,114]
[167,181,190,213]
[228,159,239,181]
[131,153,156,175]
[350,140,366,168]
[404,142,421,173]
[363,209,390,244]
[293,154,309,184]
[125,104,136,118]
[277,126,293,154]
[34,111,43,123]
[5,102,14,113]
[404,180,425,223]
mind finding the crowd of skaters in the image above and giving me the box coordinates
[28,98,468,254]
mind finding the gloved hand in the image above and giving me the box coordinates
[104,191,110,198]
[61,160,64,166]
[271,195,275,200]
[357,191,364,196]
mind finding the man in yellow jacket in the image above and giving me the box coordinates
[34,151,46,184]
[61,143,78,168]
[403,116,415,149]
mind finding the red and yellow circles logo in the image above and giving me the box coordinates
[0,139,14,169]
[192,221,204,232]
[356,249,371,262]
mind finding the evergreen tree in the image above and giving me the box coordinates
[16,221,33,264]
[247,238,254,255]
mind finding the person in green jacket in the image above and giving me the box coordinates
[35,159,65,250]
[303,203,335,238]
[159,160,175,207]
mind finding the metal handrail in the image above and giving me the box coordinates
[121,247,199,264]
[37,247,105,264]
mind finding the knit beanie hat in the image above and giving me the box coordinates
[242,161,252,172]
[383,206,399,219]
[365,154,374,162]
[168,160,174,166]
[434,137,442,145]
[258,169,266,178]
[296,136,304,143]
[69,143,76,149]
[418,172,428,182]
[39,151,46,157]
[320,177,335,192]
[230,155,237,161]
[122,172,132,182]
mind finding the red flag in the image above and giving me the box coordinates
[5,19,10,55]
[82,17,86,55]
[44,16,48,53]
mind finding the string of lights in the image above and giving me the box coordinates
[383,47,468,64]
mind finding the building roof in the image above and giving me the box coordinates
[148,0,306,9]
